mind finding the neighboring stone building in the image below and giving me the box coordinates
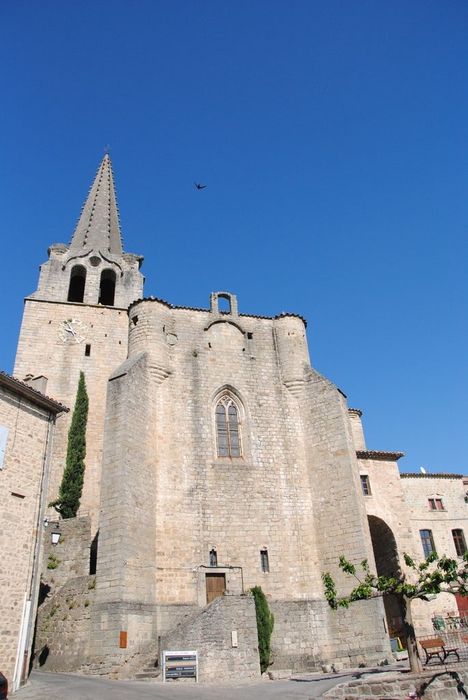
[0,372,67,691]
[401,472,468,630]
[9,155,468,681]
[353,407,467,640]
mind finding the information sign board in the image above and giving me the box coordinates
[162,650,198,682]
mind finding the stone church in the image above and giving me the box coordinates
[7,155,467,681]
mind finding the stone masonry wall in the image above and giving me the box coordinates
[324,665,468,699]
[160,594,260,682]
[296,368,391,663]
[124,302,321,604]
[358,454,417,639]
[402,474,467,634]
[402,475,467,561]
[91,296,390,672]
[40,516,91,596]
[33,516,94,674]
[90,350,157,665]
[0,385,60,686]
[270,598,391,672]
[358,445,464,637]
[34,245,143,310]
[33,575,95,672]
[14,299,130,532]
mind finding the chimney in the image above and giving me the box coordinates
[24,375,48,395]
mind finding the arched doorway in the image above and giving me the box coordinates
[368,515,405,644]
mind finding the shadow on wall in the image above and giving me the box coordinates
[38,645,50,667]
[419,670,468,698]
[89,531,98,575]
[28,582,52,673]
[38,582,51,606]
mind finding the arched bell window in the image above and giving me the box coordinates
[215,395,242,458]
[99,268,116,306]
[67,265,87,303]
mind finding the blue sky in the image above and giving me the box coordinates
[1,1,467,472]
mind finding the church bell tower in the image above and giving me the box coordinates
[14,155,144,530]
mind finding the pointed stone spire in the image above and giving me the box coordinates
[69,154,123,256]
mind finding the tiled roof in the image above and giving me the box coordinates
[0,372,68,414]
[400,472,463,480]
[357,450,404,461]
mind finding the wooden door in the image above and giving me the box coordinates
[206,573,226,604]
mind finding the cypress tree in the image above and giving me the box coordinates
[251,586,275,673]
[50,372,89,519]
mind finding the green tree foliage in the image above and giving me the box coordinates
[50,372,89,519]
[323,553,468,674]
[251,585,275,673]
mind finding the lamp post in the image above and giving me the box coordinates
[51,525,61,545]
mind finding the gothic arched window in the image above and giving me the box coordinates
[215,395,242,458]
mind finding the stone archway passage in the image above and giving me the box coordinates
[368,515,405,643]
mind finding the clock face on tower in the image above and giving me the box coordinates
[58,318,86,344]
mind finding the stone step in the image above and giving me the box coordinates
[135,670,160,680]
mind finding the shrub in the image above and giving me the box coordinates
[251,586,274,673]
[47,554,60,570]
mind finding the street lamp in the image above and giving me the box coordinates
[51,525,61,545]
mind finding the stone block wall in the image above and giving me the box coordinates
[359,446,465,637]
[402,474,467,634]
[91,296,390,669]
[402,474,467,560]
[270,598,391,672]
[14,299,130,531]
[160,594,260,682]
[324,666,468,699]
[33,575,96,672]
[0,383,62,687]
[33,516,94,673]
[33,244,143,310]
[40,516,92,595]
[348,409,366,450]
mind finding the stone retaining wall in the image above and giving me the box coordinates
[324,665,468,699]
[41,516,92,595]
[270,598,392,672]
[33,575,95,671]
[160,593,260,682]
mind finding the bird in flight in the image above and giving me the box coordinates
[194,182,207,190]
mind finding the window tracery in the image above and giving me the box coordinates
[215,394,242,458]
